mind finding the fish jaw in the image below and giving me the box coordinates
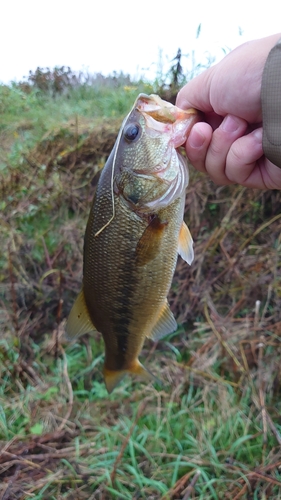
[114,93,199,213]
[140,152,188,211]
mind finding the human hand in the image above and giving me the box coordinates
[176,34,281,189]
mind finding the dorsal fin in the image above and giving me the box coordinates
[147,300,177,341]
[178,221,194,265]
[65,288,97,339]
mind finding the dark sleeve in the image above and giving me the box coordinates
[261,39,281,168]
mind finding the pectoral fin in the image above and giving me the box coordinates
[65,288,97,339]
[148,300,177,341]
[136,215,168,266]
[178,221,194,265]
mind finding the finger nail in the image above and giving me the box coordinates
[222,115,240,133]
[189,128,206,148]
[253,128,262,142]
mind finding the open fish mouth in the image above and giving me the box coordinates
[136,93,198,123]
[135,93,199,147]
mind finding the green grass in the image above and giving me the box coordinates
[0,81,152,163]
[1,327,281,499]
[1,75,281,499]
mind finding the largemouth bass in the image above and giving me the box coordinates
[66,94,199,393]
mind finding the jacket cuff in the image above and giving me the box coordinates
[261,39,281,168]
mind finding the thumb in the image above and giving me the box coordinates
[176,66,215,113]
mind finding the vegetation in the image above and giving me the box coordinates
[0,67,281,499]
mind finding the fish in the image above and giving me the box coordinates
[66,93,199,393]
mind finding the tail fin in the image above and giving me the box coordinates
[103,369,127,394]
[103,359,156,394]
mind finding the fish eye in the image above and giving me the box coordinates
[124,124,140,142]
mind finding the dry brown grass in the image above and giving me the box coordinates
[1,116,281,499]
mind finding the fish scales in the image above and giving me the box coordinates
[66,94,199,392]
[84,181,184,371]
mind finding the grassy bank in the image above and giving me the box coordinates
[1,73,281,499]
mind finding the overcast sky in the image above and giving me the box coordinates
[1,0,280,84]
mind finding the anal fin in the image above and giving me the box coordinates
[65,288,97,339]
[148,300,177,341]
